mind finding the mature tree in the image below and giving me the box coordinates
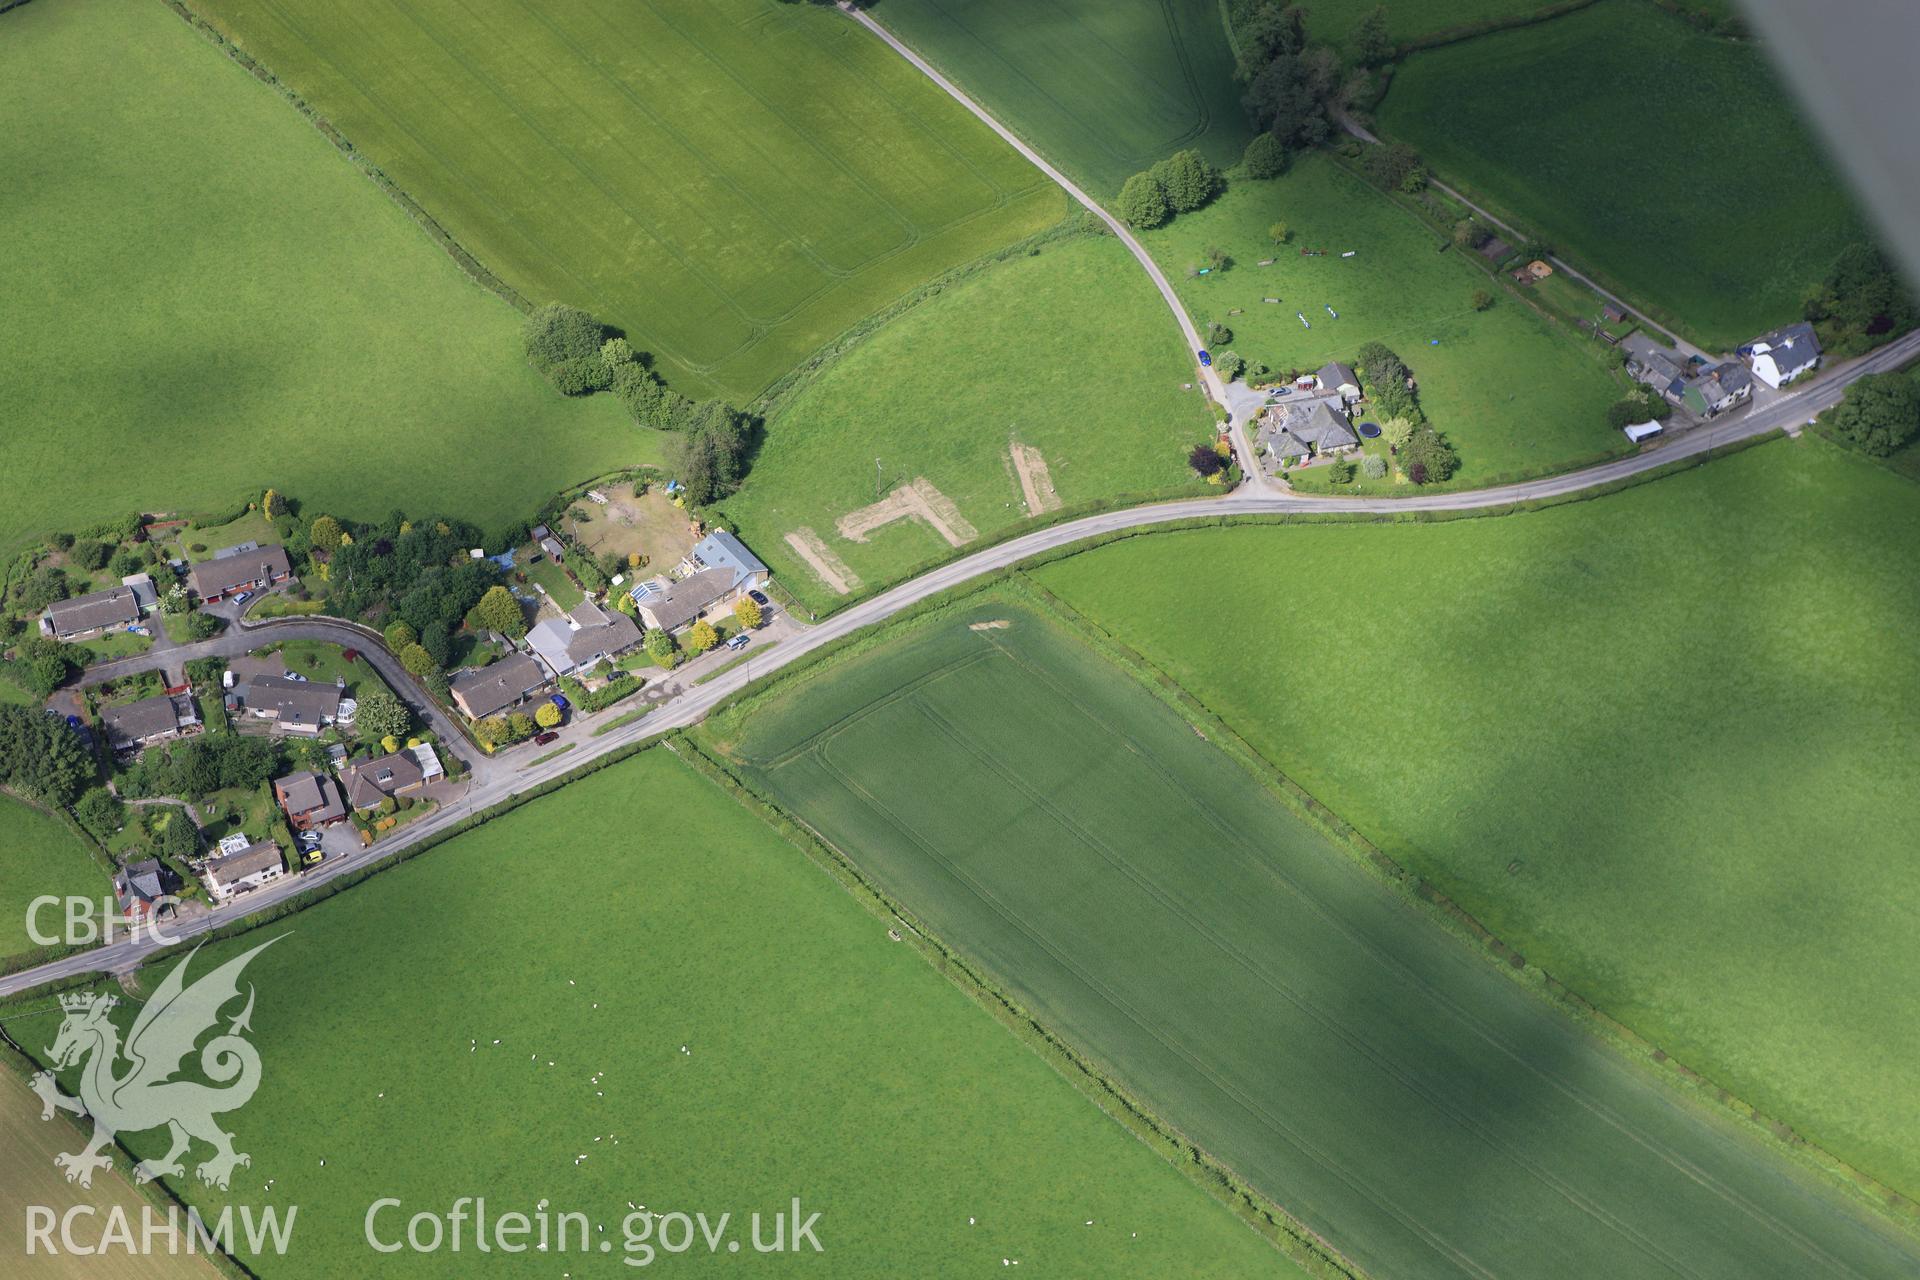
[1352,5,1393,66]
[16,566,69,613]
[1235,1,1308,76]
[0,704,92,805]
[262,488,289,518]
[1242,132,1288,179]
[673,400,754,506]
[1327,457,1356,484]
[1214,351,1248,381]
[1116,171,1171,229]
[1207,321,1234,347]
[732,596,763,631]
[186,611,224,641]
[534,701,563,729]
[506,712,535,742]
[74,788,125,841]
[1401,427,1459,484]
[1452,219,1490,250]
[70,540,112,572]
[1805,244,1917,356]
[1188,443,1225,477]
[643,628,679,667]
[309,515,345,552]
[161,584,188,616]
[1361,453,1388,480]
[469,585,527,638]
[157,811,198,861]
[383,620,418,651]
[110,548,145,578]
[686,620,719,655]
[1821,372,1920,456]
[355,686,411,742]
[399,643,439,681]
[1361,142,1423,192]
[599,336,636,370]
[1242,47,1339,149]
[548,357,613,397]
[1151,150,1221,213]
[522,303,605,372]
[473,717,508,748]
[1268,221,1292,245]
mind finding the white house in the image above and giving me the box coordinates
[1745,322,1820,389]
[203,841,285,902]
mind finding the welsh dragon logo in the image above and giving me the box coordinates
[32,938,279,1191]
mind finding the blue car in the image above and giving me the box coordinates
[549,693,570,712]
[1197,350,1212,367]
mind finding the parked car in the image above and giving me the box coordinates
[1197,350,1212,367]
[533,730,559,746]
[232,591,252,604]
[727,634,751,651]
[549,693,570,712]
[297,831,323,849]
[747,589,770,607]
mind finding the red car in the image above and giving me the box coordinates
[533,730,559,746]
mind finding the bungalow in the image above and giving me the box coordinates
[449,652,549,720]
[1682,362,1754,419]
[1314,361,1362,404]
[273,769,349,830]
[101,693,197,754]
[681,530,770,592]
[343,748,430,811]
[631,566,736,634]
[42,585,141,641]
[1745,321,1820,388]
[229,674,343,734]
[115,858,175,922]
[203,841,285,902]
[526,597,643,679]
[188,544,292,602]
[1259,400,1360,467]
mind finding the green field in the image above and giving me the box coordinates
[872,0,1249,194]
[0,799,112,965]
[1035,438,1920,1197]
[1291,0,1556,53]
[1142,156,1625,485]
[716,234,1215,610]
[191,0,1064,402]
[1374,0,1872,348]
[0,0,648,555]
[703,593,1920,1277]
[10,751,1297,1276]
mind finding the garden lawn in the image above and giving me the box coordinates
[872,0,1248,195]
[1034,437,1920,1198]
[1144,156,1624,485]
[1374,0,1873,349]
[190,0,1063,403]
[716,234,1216,612]
[702,592,1920,1279]
[0,799,112,965]
[0,0,649,556]
[9,751,1299,1278]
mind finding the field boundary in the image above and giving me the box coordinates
[672,726,1365,1280]
[161,0,532,314]
[1390,0,1602,57]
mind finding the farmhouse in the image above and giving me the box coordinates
[1259,400,1360,467]
[1745,321,1820,388]
[274,769,349,830]
[1633,350,1691,405]
[42,584,142,641]
[343,747,432,811]
[188,543,292,602]
[631,566,737,634]
[1314,361,1362,404]
[202,840,285,902]
[450,652,549,720]
[526,597,642,679]
[1682,362,1754,418]
[229,673,343,734]
[100,693,197,754]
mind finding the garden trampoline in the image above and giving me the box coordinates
[1358,421,1382,438]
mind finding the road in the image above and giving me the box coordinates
[838,4,1269,485]
[6,326,1914,999]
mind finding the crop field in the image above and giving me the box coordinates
[1142,156,1624,485]
[1291,0,1555,53]
[0,1071,222,1279]
[872,0,1249,195]
[190,0,1064,403]
[1375,0,1872,349]
[1035,438,1920,1198]
[0,0,646,555]
[0,800,112,965]
[716,235,1215,611]
[5,751,1294,1277]
[704,594,1920,1277]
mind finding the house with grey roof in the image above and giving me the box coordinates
[344,749,429,811]
[526,597,643,678]
[1315,361,1362,404]
[682,530,769,591]
[1633,350,1691,405]
[274,770,348,830]
[188,544,292,602]
[1745,321,1820,388]
[230,674,343,734]
[202,841,284,902]
[42,585,141,641]
[1682,362,1754,419]
[449,652,549,720]
[1259,400,1360,468]
[101,693,197,754]
[631,566,737,634]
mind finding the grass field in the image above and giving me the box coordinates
[1374,0,1872,349]
[1142,156,1625,485]
[0,800,112,966]
[703,593,1920,1277]
[716,234,1215,611]
[1034,437,1920,1198]
[0,1071,223,1279]
[0,0,649,555]
[8,751,1298,1277]
[1293,0,1556,53]
[872,0,1249,195]
[190,0,1064,403]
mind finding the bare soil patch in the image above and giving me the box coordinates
[784,528,860,596]
[836,478,978,548]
